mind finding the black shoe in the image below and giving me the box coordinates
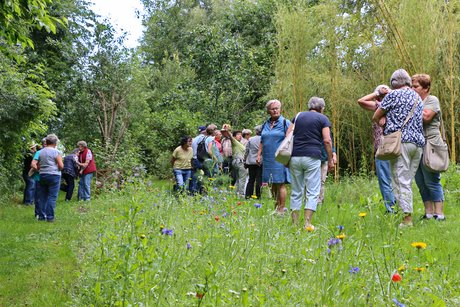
[421,214,434,220]
[434,215,446,221]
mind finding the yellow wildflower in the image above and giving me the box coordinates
[305,225,315,232]
[397,265,406,272]
[251,195,258,199]
[411,242,427,249]
[359,212,367,218]
[336,233,346,240]
[414,267,426,272]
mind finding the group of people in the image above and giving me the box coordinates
[172,68,446,230]
[22,136,97,222]
[171,124,263,199]
[366,69,446,227]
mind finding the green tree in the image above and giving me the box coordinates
[0,0,66,51]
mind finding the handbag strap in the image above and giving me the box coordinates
[401,98,420,130]
[291,112,301,132]
[439,111,447,142]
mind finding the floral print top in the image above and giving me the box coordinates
[380,88,425,147]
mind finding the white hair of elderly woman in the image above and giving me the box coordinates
[390,69,412,89]
[265,99,281,111]
[308,97,325,111]
[374,84,390,93]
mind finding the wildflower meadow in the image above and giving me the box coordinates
[1,170,460,306]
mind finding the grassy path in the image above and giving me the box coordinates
[0,194,103,306]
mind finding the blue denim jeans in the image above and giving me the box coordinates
[289,156,321,211]
[173,169,192,192]
[375,158,396,212]
[415,159,444,202]
[37,174,61,221]
[23,173,36,204]
[78,172,93,201]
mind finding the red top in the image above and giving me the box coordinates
[79,148,97,175]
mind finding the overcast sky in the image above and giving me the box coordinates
[89,0,144,48]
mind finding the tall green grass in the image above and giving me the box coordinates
[1,170,459,306]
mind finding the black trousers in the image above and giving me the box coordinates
[245,164,262,198]
[61,173,76,200]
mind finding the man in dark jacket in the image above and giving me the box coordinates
[22,144,37,205]
[61,149,79,201]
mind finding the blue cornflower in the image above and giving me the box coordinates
[187,242,192,249]
[337,225,344,232]
[348,266,360,274]
[161,228,174,236]
[254,203,262,208]
[327,238,341,247]
[392,298,406,307]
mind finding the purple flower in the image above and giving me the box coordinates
[327,248,331,254]
[161,228,174,236]
[187,242,192,249]
[254,203,262,209]
[392,298,406,307]
[337,225,344,232]
[327,238,341,247]
[348,266,360,274]
[222,212,228,218]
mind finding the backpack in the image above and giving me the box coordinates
[197,136,209,162]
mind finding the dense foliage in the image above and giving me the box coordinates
[2,0,460,194]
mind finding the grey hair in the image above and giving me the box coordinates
[374,84,390,93]
[308,97,325,111]
[390,69,411,89]
[254,125,262,136]
[265,99,281,111]
[45,134,59,145]
[77,141,87,148]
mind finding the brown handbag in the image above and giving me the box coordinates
[376,99,419,161]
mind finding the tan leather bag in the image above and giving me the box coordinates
[423,114,449,172]
[375,130,402,160]
[376,100,419,161]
